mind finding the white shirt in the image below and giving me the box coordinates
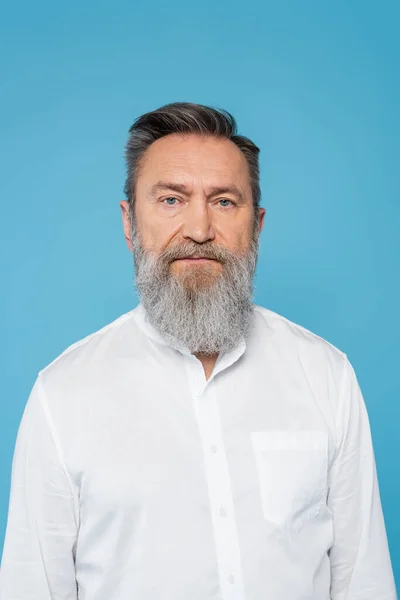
[0,303,397,600]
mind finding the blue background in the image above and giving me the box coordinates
[1,0,399,588]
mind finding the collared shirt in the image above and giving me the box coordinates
[0,303,397,600]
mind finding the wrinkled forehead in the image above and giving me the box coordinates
[136,133,252,195]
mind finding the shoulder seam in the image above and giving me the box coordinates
[36,375,80,527]
[253,305,347,358]
[38,310,134,375]
[332,354,350,463]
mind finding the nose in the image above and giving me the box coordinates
[181,199,215,244]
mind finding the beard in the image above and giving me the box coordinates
[130,214,260,356]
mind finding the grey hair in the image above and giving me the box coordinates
[123,102,261,217]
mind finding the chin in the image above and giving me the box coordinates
[173,264,222,290]
[175,260,220,271]
[172,260,222,273]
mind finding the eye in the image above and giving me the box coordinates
[162,197,179,206]
[218,198,234,207]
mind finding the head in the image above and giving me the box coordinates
[120,102,266,355]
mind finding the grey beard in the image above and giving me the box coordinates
[130,218,260,356]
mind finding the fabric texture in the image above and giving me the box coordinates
[0,303,397,599]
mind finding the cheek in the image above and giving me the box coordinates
[137,217,178,253]
[224,223,254,252]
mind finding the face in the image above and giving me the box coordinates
[120,133,266,355]
[121,133,265,288]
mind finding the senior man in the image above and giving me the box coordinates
[0,102,397,599]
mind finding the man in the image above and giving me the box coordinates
[0,102,397,599]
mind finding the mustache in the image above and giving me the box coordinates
[159,242,235,264]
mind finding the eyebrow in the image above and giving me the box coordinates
[150,181,244,202]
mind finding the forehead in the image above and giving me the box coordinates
[137,133,251,191]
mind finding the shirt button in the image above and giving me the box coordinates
[210,444,217,454]
[219,506,227,517]
[227,574,235,584]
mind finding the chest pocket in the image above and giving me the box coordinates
[251,430,328,531]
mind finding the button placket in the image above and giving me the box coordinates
[219,506,227,518]
[191,379,245,599]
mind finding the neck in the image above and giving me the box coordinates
[194,352,219,381]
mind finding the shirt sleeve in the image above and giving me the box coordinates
[328,357,397,599]
[0,375,79,600]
